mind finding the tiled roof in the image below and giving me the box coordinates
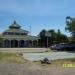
[3,28,28,34]
[2,35,39,40]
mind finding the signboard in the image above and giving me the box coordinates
[45,32,51,37]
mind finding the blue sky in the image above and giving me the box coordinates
[0,0,75,36]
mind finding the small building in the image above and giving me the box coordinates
[0,21,39,48]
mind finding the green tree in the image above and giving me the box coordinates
[65,16,75,38]
[39,29,46,38]
[48,29,56,44]
[38,29,68,47]
[0,36,3,47]
[39,29,47,47]
[56,29,68,43]
[39,29,52,47]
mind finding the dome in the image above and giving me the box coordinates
[9,21,21,29]
[3,21,29,35]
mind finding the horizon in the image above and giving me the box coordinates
[0,0,75,36]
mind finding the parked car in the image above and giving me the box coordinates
[50,44,59,50]
[66,44,75,51]
[56,43,70,50]
[50,43,75,51]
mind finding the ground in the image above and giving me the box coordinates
[0,52,75,75]
[0,62,75,75]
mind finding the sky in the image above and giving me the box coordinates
[0,0,75,36]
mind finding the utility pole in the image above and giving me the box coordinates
[45,31,51,51]
[47,36,48,48]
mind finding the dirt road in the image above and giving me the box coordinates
[0,62,75,75]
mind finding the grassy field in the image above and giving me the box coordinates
[0,52,27,63]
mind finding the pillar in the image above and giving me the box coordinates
[18,40,19,48]
[2,40,4,48]
[32,41,33,47]
[37,40,38,47]
[24,41,26,47]
[10,40,11,48]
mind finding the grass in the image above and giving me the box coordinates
[0,52,27,63]
[32,58,75,68]
[51,59,74,64]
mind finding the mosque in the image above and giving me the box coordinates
[0,21,39,48]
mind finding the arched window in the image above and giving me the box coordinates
[11,40,18,47]
[4,39,10,47]
[19,40,25,47]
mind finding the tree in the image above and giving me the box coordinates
[39,29,46,38]
[38,29,68,47]
[65,16,75,38]
[56,29,68,43]
[48,29,56,44]
[39,29,52,47]
[0,36,3,47]
[39,29,47,47]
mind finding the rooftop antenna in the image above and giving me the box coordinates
[13,16,16,22]
[29,24,31,35]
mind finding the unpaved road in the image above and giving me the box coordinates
[0,48,49,53]
[0,62,75,75]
